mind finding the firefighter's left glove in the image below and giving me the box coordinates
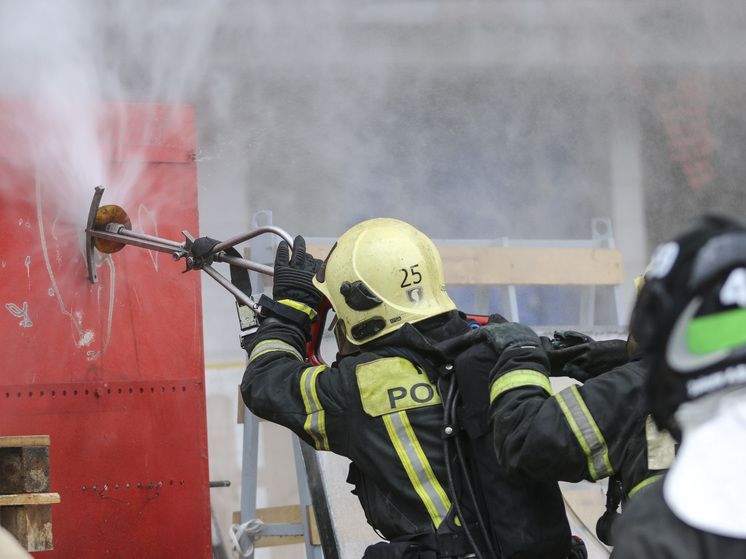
[477,321,542,355]
[191,236,221,261]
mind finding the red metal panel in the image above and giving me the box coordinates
[0,99,211,558]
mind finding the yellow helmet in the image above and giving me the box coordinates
[313,218,456,345]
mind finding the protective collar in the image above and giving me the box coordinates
[663,388,746,538]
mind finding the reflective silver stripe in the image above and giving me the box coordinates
[301,366,329,450]
[249,339,303,364]
[383,411,451,527]
[555,385,613,480]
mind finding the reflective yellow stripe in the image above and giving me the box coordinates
[249,339,303,364]
[489,369,552,403]
[384,411,451,528]
[555,385,613,480]
[277,299,318,320]
[300,366,329,450]
[627,474,664,499]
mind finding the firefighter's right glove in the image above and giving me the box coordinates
[541,331,629,383]
[272,235,324,307]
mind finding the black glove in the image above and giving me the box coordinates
[477,321,542,354]
[551,330,594,349]
[190,236,221,260]
[543,331,629,382]
[272,235,324,308]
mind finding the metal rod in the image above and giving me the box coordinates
[213,253,274,276]
[85,186,106,283]
[87,224,186,255]
[209,226,294,256]
[201,265,258,310]
[104,224,185,251]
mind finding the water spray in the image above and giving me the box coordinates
[84,185,293,314]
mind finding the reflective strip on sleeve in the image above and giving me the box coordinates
[627,474,665,499]
[249,339,303,364]
[489,369,552,404]
[555,385,614,480]
[301,365,330,451]
[383,411,451,528]
[276,299,318,320]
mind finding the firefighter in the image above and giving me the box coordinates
[468,281,676,545]
[608,213,746,558]
[240,218,583,559]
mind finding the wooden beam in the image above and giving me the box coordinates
[232,504,320,548]
[306,244,625,286]
[0,436,51,448]
[0,493,61,506]
[0,447,51,494]
[438,246,624,285]
[237,385,245,425]
[0,503,55,552]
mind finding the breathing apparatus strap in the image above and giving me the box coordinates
[217,244,257,336]
[191,236,257,337]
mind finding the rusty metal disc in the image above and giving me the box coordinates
[93,204,132,253]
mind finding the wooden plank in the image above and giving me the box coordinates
[306,244,625,286]
[306,503,321,546]
[232,504,320,548]
[0,436,50,448]
[256,534,304,548]
[0,503,54,551]
[256,504,303,523]
[439,247,624,285]
[0,447,50,494]
[237,385,245,425]
[0,493,61,506]
[231,509,304,548]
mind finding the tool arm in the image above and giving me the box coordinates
[84,186,292,316]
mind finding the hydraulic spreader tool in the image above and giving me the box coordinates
[84,185,292,308]
[84,186,331,363]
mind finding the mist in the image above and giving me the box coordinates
[3,0,746,360]
[6,2,746,556]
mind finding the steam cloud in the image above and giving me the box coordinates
[0,0,229,228]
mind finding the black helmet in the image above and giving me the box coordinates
[629,213,746,436]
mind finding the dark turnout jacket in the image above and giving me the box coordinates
[242,311,573,559]
[610,480,746,559]
[488,346,673,498]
